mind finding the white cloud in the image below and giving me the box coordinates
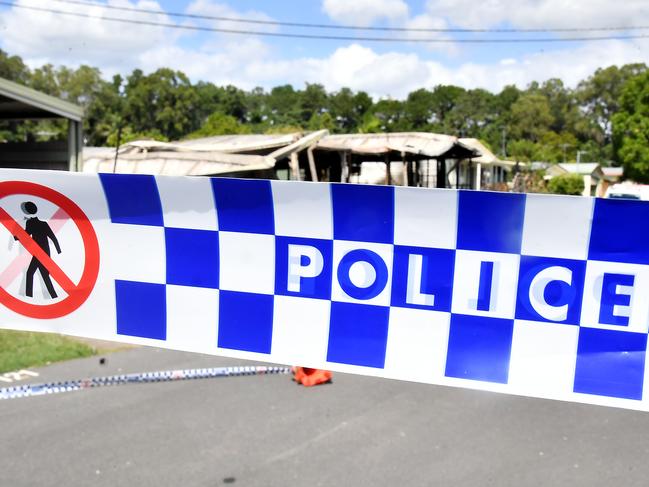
[295,44,430,96]
[0,0,175,73]
[185,0,278,32]
[421,38,649,92]
[139,37,272,86]
[402,13,456,53]
[1,0,649,101]
[425,0,649,29]
[141,37,649,99]
[322,0,409,26]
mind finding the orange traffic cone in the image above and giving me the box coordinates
[292,366,333,387]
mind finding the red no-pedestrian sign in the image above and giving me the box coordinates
[0,181,99,319]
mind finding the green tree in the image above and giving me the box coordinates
[357,112,382,133]
[106,127,168,147]
[509,93,553,142]
[219,85,248,122]
[30,64,60,96]
[547,173,584,195]
[429,85,465,129]
[537,131,579,163]
[193,81,226,127]
[371,98,407,132]
[307,111,335,131]
[54,66,124,146]
[123,68,199,141]
[298,83,329,124]
[244,86,268,126]
[480,85,521,156]
[444,88,496,136]
[612,70,649,182]
[329,87,372,132]
[577,64,648,146]
[0,49,30,83]
[536,79,579,134]
[403,88,435,130]
[186,112,252,138]
[508,139,540,162]
[265,84,300,127]
[84,74,124,146]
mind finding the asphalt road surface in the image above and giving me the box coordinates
[2,347,649,487]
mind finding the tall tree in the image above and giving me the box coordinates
[509,93,553,142]
[612,70,649,181]
[123,68,199,141]
[403,88,435,131]
[428,85,465,130]
[538,78,579,134]
[265,84,300,127]
[444,88,496,136]
[298,83,329,124]
[329,87,372,133]
[85,74,124,146]
[371,98,407,132]
[0,49,30,83]
[186,112,251,139]
[219,85,248,122]
[577,64,648,146]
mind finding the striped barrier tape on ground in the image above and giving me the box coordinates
[0,365,291,400]
[2,168,649,411]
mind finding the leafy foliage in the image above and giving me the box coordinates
[547,173,585,195]
[186,112,251,139]
[612,70,649,183]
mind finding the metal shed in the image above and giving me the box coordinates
[0,77,84,171]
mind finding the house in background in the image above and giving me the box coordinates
[601,166,625,196]
[545,162,606,197]
[454,138,516,191]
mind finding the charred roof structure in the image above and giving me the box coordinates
[84,130,514,190]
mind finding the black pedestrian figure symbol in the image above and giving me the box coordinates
[17,201,62,299]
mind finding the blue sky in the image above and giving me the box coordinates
[1,0,648,98]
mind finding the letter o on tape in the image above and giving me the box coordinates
[337,249,388,300]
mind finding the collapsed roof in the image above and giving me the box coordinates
[315,132,478,161]
[83,130,500,177]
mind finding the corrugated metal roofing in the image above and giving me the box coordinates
[316,132,463,158]
[557,162,601,175]
[83,131,499,177]
[83,148,274,176]
[177,133,300,153]
[82,132,322,176]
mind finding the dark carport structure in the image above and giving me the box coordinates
[0,77,83,172]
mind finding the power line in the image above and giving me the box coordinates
[3,1,649,44]
[50,0,649,34]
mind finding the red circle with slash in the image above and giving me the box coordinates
[0,181,99,319]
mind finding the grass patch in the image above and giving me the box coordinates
[0,330,96,374]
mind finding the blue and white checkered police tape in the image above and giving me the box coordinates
[1,168,648,410]
[0,365,291,400]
